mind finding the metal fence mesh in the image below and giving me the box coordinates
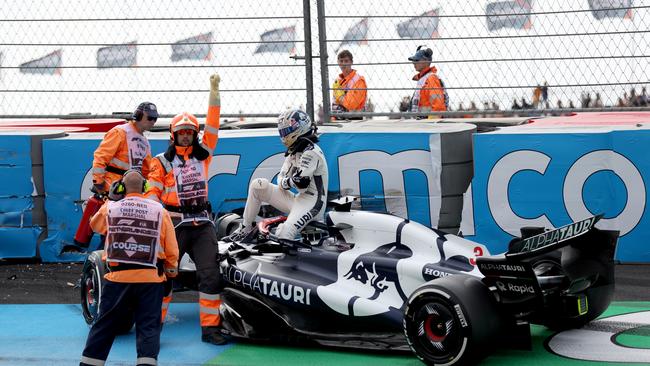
[322,0,650,117]
[0,0,648,119]
[0,0,308,117]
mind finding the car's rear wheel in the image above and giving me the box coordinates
[404,275,504,365]
[541,237,615,330]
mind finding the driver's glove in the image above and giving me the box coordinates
[291,175,311,189]
[280,177,292,190]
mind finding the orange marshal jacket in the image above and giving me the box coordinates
[147,105,220,208]
[90,193,179,283]
[411,66,447,112]
[333,69,367,111]
[92,121,153,187]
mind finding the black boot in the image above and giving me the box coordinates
[201,326,228,345]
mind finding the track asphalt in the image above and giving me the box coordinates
[0,262,648,365]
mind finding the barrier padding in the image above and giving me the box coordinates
[0,135,33,196]
[0,197,34,226]
[39,123,474,262]
[465,125,650,262]
[0,227,42,258]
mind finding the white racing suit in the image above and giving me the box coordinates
[242,140,328,240]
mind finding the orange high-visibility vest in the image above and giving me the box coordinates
[333,69,367,112]
[148,106,220,224]
[90,193,179,283]
[411,66,448,113]
[92,122,153,186]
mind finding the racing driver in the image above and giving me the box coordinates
[230,109,328,241]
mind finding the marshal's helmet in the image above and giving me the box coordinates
[170,112,200,142]
[277,109,314,148]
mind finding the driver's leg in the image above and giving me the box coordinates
[242,178,294,228]
[276,193,323,240]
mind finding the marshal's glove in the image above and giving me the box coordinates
[332,80,345,103]
[209,73,221,106]
[164,267,178,279]
[92,182,108,195]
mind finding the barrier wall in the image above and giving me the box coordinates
[38,122,475,262]
[0,130,65,258]
[461,124,650,262]
[3,117,649,263]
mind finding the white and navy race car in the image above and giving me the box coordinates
[81,197,619,365]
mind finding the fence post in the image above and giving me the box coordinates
[316,0,331,123]
[302,0,314,121]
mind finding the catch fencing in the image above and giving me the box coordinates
[0,0,648,121]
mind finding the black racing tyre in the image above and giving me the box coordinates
[541,240,615,330]
[80,250,135,333]
[403,275,504,366]
[215,213,243,239]
[80,250,106,325]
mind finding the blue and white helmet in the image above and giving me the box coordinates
[277,109,314,148]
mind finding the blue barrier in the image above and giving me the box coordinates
[0,134,33,196]
[0,133,48,258]
[0,227,42,258]
[8,121,647,263]
[40,128,449,262]
[0,197,33,226]
[466,126,650,262]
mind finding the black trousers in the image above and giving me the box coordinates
[80,280,164,366]
[176,223,223,294]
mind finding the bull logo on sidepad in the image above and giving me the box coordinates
[317,243,412,317]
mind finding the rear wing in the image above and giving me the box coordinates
[505,214,603,259]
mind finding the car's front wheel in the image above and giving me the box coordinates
[80,250,134,333]
[404,275,504,365]
[80,250,105,325]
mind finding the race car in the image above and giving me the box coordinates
[80,196,619,365]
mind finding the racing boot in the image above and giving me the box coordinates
[201,326,228,345]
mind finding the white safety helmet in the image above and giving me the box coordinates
[277,109,314,148]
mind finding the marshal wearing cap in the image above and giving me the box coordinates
[133,102,159,120]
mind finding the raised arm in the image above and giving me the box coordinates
[202,73,221,156]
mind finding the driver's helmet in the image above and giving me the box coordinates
[277,109,313,148]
